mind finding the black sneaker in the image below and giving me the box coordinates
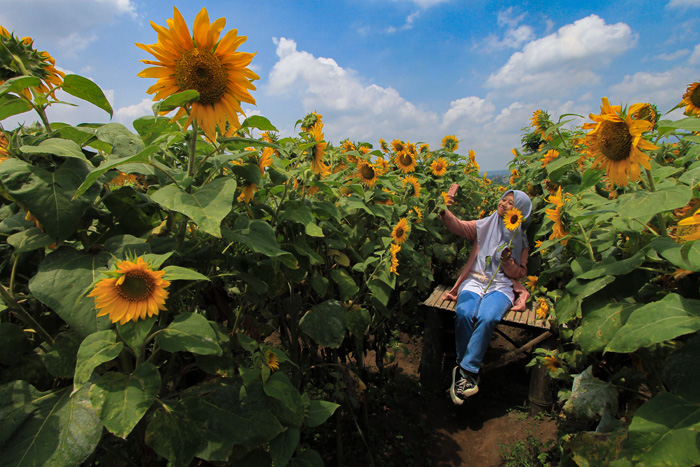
[450,367,480,405]
[462,371,480,398]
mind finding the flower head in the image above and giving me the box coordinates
[525,276,538,291]
[430,157,450,177]
[536,298,549,320]
[136,7,260,141]
[391,139,405,153]
[681,81,700,117]
[264,349,280,371]
[402,175,421,198]
[583,97,658,187]
[395,151,417,173]
[530,110,552,141]
[543,354,561,374]
[545,187,569,246]
[300,111,322,132]
[441,135,459,152]
[310,124,330,177]
[503,207,523,231]
[390,243,401,275]
[541,149,559,168]
[391,218,410,244]
[379,138,390,153]
[88,257,170,324]
[357,160,378,187]
[678,207,700,241]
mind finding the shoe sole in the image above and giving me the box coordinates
[463,385,479,398]
[449,366,464,405]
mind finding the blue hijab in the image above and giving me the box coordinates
[475,190,532,268]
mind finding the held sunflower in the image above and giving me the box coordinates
[136,7,260,141]
[391,218,410,245]
[88,257,170,325]
[583,97,658,187]
[503,207,523,231]
[681,81,700,117]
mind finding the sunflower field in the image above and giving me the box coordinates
[1,7,700,467]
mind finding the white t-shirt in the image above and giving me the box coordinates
[457,251,515,304]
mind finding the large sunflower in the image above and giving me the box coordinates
[540,149,559,168]
[681,81,700,117]
[545,187,569,246]
[310,124,330,177]
[583,97,658,187]
[136,7,260,141]
[391,218,410,244]
[395,151,417,173]
[357,160,378,187]
[430,157,449,177]
[441,135,459,152]
[402,175,421,198]
[0,26,65,98]
[88,257,170,324]
[678,207,700,241]
[503,207,523,231]
[391,139,405,153]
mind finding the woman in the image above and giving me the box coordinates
[440,189,532,405]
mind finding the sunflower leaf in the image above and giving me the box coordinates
[154,89,200,113]
[156,313,222,356]
[0,75,41,97]
[73,330,123,394]
[20,138,88,161]
[62,74,113,117]
[0,94,32,119]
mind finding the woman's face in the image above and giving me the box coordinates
[497,192,515,217]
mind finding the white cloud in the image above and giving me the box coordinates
[668,0,700,7]
[655,49,690,61]
[442,97,496,126]
[497,7,526,28]
[114,99,154,124]
[266,37,438,143]
[480,7,535,50]
[0,0,137,57]
[392,0,449,8]
[487,15,636,97]
[689,43,700,65]
[387,11,421,33]
[608,68,695,113]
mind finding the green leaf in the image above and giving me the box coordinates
[28,246,113,338]
[145,399,202,467]
[269,427,300,467]
[560,430,627,467]
[0,324,31,366]
[575,301,637,354]
[299,300,347,348]
[562,366,618,421]
[0,94,32,120]
[577,249,647,280]
[61,74,113,117]
[89,363,160,438]
[223,217,298,268]
[658,116,700,133]
[264,372,306,426]
[662,335,700,403]
[330,268,359,301]
[650,237,700,272]
[616,184,691,219]
[0,158,100,240]
[162,265,211,282]
[289,449,325,467]
[151,177,237,237]
[545,154,579,174]
[241,115,278,131]
[116,316,156,354]
[7,227,54,253]
[625,392,700,466]
[0,76,41,97]
[606,294,700,353]
[305,399,340,428]
[20,138,88,161]
[156,313,222,356]
[74,330,123,392]
[73,145,159,199]
[43,331,82,378]
[0,382,102,467]
[344,307,370,343]
[679,166,700,187]
[367,279,392,306]
[154,89,200,113]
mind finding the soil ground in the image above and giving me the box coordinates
[364,327,559,467]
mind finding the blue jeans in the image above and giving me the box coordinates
[454,290,512,374]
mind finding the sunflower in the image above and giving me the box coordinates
[503,207,523,231]
[390,243,401,275]
[0,27,65,99]
[402,175,421,198]
[300,111,322,132]
[377,188,395,206]
[391,139,405,153]
[379,138,390,153]
[545,187,569,246]
[0,132,9,159]
[430,157,449,177]
[530,110,552,141]
[483,173,492,185]
[441,135,459,152]
[310,124,330,177]
[441,191,450,205]
[678,207,700,241]
[681,81,700,117]
[525,276,538,291]
[136,7,260,141]
[412,207,423,223]
[374,157,390,175]
[404,141,417,155]
[264,349,280,371]
[509,169,519,185]
[109,172,142,188]
[540,149,559,168]
[357,160,378,187]
[258,147,274,176]
[583,97,658,187]
[88,257,170,324]
[536,298,549,320]
[419,143,430,154]
[395,151,417,173]
[391,218,410,244]
[340,139,356,153]
[543,354,561,374]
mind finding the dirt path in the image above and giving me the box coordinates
[390,330,558,467]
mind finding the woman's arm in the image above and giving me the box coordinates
[502,247,528,280]
[439,209,477,240]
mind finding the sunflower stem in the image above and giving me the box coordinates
[0,285,54,346]
[187,122,198,179]
[645,168,668,236]
[577,222,596,261]
[483,236,514,295]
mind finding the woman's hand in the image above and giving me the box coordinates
[501,247,512,261]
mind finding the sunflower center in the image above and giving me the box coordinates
[691,86,700,108]
[118,272,153,301]
[175,48,228,106]
[509,214,519,225]
[360,164,375,179]
[399,153,412,166]
[396,227,405,237]
[597,120,632,162]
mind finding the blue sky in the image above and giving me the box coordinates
[1,0,699,171]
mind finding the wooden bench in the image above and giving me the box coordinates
[419,284,554,391]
